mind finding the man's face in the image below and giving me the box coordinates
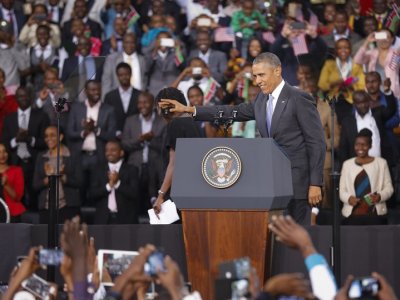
[74,0,88,19]
[364,19,377,36]
[242,0,254,16]
[105,142,123,163]
[123,34,136,55]
[188,88,204,107]
[324,4,336,22]
[137,95,153,117]
[252,62,281,94]
[77,37,91,57]
[365,74,381,95]
[85,82,101,103]
[152,0,164,15]
[114,17,126,36]
[248,86,261,102]
[196,33,211,53]
[116,67,131,87]
[334,14,348,34]
[353,94,370,116]
[37,28,50,47]
[373,0,387,14]
[16,88,32,110]
[44,70,57,87]
[113,0,124,13]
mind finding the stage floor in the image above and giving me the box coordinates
[0,224,399,296]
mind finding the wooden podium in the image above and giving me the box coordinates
[172,139,293,300]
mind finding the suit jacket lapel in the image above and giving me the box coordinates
[127,89,139,115]
[270,84,289,137]
[254,93,268,137]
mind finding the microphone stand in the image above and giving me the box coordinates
[47,97,68,281]
[325,96,341,285]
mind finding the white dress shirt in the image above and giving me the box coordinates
[106,159,123,212]
[82,100,101,151]
[123,52,142,90]
[140,112,155,163]
[198,50,211,65]
[118,86,132,113]
[34,44,52,60]
[268,79,286,113]
[355,109,381,157]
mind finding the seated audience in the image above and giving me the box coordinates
[0,142,25,223]
[89,140,139,224]
[340,128,393,225]
[33,125,81,224]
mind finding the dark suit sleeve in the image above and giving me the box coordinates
[1,115,15,148]
[338,118,351,166]
[115,165,139,199]
[33,154,46,192]
[121,118,143,152]
[214,52,227,83]
[195,102,255,122]
[66,104,84,141]
[88,167,109,201]
[294,90,326,186]
[380,93,397,121]
[64,155,82,188]
[32,111,50,150]
[97,106,116,141]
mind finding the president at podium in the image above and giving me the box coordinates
[160,52,326,224]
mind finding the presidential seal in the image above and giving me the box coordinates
[202,147,242,188]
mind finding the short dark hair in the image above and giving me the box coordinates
[356,128,372,146]
[366,71,381,82]
[36,24,50,35]
[253,52,281,68]
[107,139,123,150]
[155,87,187,106]
[116,62,132,74]
[85,79,101,89]
[187,85,204,97]
[353,90,370,102]
[139,91,155,103]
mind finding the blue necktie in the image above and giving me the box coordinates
[266,94,274,133]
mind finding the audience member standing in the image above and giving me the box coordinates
[2,86,49,210]
[89,140,139,224]
[122,92,166,215]
[104,62,140,138]
[66,80,116,206]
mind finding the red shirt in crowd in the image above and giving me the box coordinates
[0,94,18,138]
[2,166,25,217]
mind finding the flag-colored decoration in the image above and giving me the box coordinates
[174,45,184,66]
[291,33,308,56]
[214,27,235,42]
[204,77,220,104]
[385,3,400,33]
[262,31,276,44]
[125,7,140,27]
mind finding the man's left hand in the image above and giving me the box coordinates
[308,185,322,206]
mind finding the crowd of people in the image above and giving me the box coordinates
[1,215,398,299]
[0,0,399,224]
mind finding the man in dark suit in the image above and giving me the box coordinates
[0,0,25,38]
[47,0,64,25]
[104,62,140,138]
[2,86,50,209]
[66,80,116,205]
[121,91,166,215]
[61,0,102,43]
[188,30,227,83]
[89,139,139,224]
[160,52,326,224]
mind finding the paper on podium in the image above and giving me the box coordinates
[148,200,180,224]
